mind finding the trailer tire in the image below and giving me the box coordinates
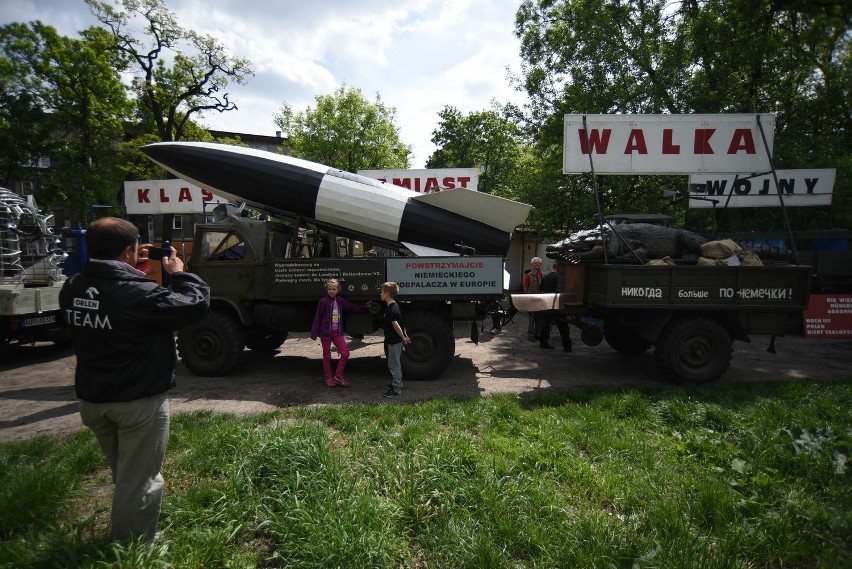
[655,317,732,383]
[604,325,652,355]
[245,329,287,352]
[178,310,245,376]
[401,310,454,381]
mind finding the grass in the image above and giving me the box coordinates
[1,379,850,568]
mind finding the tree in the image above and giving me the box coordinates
[86,0,254,143]
[0,21,130,213]
[426,103,524,198]
[513,0,852,231]
[274,85,411,171]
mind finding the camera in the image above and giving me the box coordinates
[147,246,171,261]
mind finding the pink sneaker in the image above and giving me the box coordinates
[334,376,351,388]
[325,377,337,388]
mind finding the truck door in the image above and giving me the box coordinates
[194,228,256,296]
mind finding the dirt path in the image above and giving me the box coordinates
[2,320,850,443]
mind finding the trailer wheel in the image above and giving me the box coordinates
[604,325,652,355]
[655,318,732,383]
[401,311,455,381]
[245,329,288,352]
[178,310,245,376]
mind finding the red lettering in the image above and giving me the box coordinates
[662,129,680,154]
[414,179,421,192]
[457,176,471,189]
[178,187,192,202]
[201,189,213,201]
[424,178,439,192]
[442,177,456,189]
[727,129,756,154]
[694,129,715,154]
[137,188,150,203]
[579,128,611,154]
[392,177,412,190]
[159,188,170,202]
[624,129,648,154]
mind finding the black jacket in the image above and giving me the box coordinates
[59,261,210,403]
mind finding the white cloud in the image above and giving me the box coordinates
[1,0,527,167]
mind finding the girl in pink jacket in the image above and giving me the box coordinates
[310,278,367,388]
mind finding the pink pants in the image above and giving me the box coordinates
[321,333,349,380]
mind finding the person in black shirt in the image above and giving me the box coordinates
[59,217,210,543]
[380,281,410,397]
[538,261,572,352]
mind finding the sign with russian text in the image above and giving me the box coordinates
[124,179,229,214]
[358,168,479,193]
[687,169,835,208]
[386,256,503,295]
[803,294,852,339]
[563,114,775,174]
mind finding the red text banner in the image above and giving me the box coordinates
[563,114,775,174]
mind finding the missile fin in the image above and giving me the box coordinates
[409,189,531,233]
[401,242,460,257]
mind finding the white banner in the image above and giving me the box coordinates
[358,168,479,193]
[563,114,775,174]
[688,169,835,208]
[124,179,229,214]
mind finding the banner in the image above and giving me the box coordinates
[563,114,775,174]
[359,168,479,193]
[687,169,835,208]
[124,179,229,214]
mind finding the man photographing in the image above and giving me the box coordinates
[59,217,210,543]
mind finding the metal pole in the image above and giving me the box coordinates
[756,114,798,262]
[582,115,609,263]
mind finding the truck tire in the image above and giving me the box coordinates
[401,310,455,381]
[655,317,732,383]
[178,310,245,376]
[245,329,288,352]
[604,325,652,355]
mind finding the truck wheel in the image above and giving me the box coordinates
[604,325,652,355]
[655,318,732,383]
[178,311,245,376]
[245,329,287,352]
[401,311,455,381]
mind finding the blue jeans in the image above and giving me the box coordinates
[387,342,403,390]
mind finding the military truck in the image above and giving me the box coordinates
[176,214,506,379]
[513,223,812,384]
[0,189,69,361]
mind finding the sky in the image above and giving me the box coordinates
[1,0,529,168]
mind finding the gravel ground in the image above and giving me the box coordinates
[1,318,850,443]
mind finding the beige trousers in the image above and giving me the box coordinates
[79,392,169,543]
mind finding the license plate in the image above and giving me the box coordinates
[22,315,57,327]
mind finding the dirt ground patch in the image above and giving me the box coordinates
[2,319,850,443]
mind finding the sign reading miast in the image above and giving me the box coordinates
[563,114,775,175]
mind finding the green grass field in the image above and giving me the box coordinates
[1,379,850,568]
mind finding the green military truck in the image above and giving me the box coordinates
[514,261,811,383]
[176,215,506,379]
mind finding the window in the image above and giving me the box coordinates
[172,215,183,230]
[199,230,251,261]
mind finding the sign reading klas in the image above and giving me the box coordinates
[124,179,229,214]
[563,114,775,174]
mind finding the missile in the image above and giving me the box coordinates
[140,142,531,257]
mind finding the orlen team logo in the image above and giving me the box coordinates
[74,287,100,310]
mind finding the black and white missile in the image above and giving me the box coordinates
[140,142,531,257]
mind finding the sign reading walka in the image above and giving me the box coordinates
[563,114,775,174]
